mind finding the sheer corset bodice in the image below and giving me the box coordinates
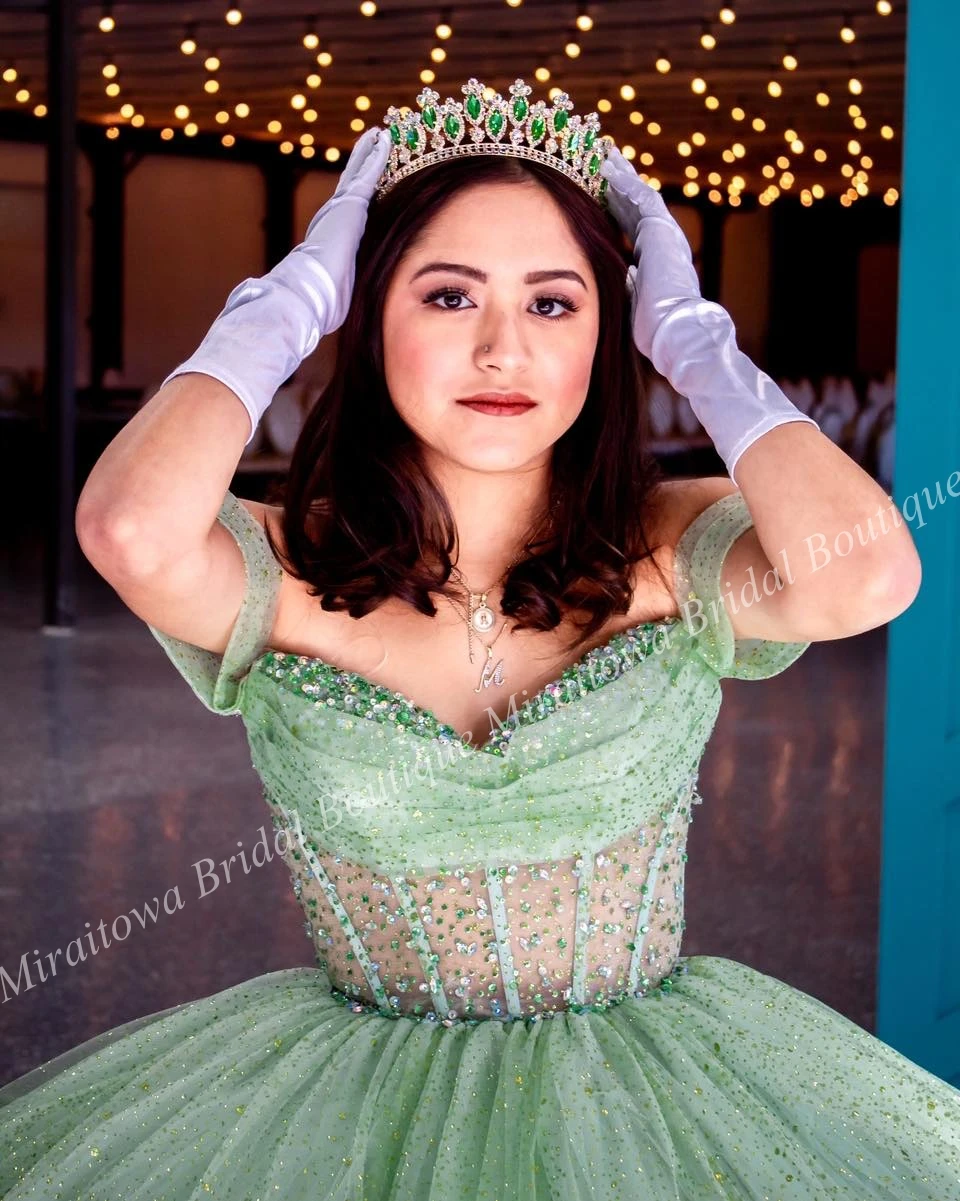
[266,777,701,1024]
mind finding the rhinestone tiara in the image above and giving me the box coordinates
[375,77,615,204]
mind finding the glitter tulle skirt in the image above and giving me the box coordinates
[1,956,959,1200]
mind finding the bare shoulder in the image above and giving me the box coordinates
[234,496,312,647]
[650,476,739,548]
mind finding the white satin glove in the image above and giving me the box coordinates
[599,146,819,485]
[160,126,391,445]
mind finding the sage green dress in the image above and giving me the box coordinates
[2,489,958,1200]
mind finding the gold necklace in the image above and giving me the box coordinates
[445,498,561,695]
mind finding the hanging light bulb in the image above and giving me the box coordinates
[225,5,243,26]
[840,15,856,43]
[718,5,736,24]
[436,7,453,38]
[98,3,115,33]
[303,17,320,49]
[700,22,716,50]
[180,25,197,55]
[575,5,593,32]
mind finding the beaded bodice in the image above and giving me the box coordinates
[265,777,700,1025]
[148,488,809,1027]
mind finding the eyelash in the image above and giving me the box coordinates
[422,285,581,320]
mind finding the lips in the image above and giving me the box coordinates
[456,392,535,409]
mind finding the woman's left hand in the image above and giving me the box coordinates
[599,145,708,364]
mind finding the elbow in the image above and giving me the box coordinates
[75,504,167,579]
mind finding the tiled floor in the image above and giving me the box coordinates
[0,542,887,1087]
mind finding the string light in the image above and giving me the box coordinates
[575,5,593,32]
[718,5,736,24]
[316,50,333,66]
[2,67,17,83]
[840,16,856,43]
[98,3,115,33]
[225,6,243,26]
[303,20,320,50]
[565,41,581,57]
[180,27,197,55]
[234,102,250,117]
[205,55,221,71]
[700,23,716,50]
[359,1,377,15]
[436,9,453,39]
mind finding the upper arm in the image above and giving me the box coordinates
[664,476,811,681]
[88,491,288,714]
[666,475,822,645]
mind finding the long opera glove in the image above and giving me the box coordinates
[600,146,819,485]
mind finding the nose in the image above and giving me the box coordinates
[476,309,531,373]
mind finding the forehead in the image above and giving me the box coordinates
[407,180,586,266]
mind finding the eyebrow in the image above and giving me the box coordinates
[409,261,588,290]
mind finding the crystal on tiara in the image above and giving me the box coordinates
[376,77,615,204]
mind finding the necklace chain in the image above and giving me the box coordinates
[444,497,561,694]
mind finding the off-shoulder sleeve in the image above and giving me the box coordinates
[672,490,810,681]
[145,490,283,715]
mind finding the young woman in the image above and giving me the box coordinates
[2,78,957,1200]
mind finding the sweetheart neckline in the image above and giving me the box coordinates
[249,615,683,756]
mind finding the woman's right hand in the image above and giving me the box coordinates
[155,127,390,446]
[299,126,391,334]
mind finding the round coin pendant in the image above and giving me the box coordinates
[471,604,496,633]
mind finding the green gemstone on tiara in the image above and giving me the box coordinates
[513,97,528,121]
[466,93,481,120]
[423,106,437,130]
[489,110,504,135]
[531,115,545,141]
[553,109,568,134]
[444,113,461,137]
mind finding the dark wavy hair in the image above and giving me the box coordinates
[263,153,672,656]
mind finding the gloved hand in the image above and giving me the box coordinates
[599,145,819,485]
[160,125,391,445]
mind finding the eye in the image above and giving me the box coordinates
[422,286,580,320]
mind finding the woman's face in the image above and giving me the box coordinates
[381,179,600,473]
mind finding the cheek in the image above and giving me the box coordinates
[545,326,598,406]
